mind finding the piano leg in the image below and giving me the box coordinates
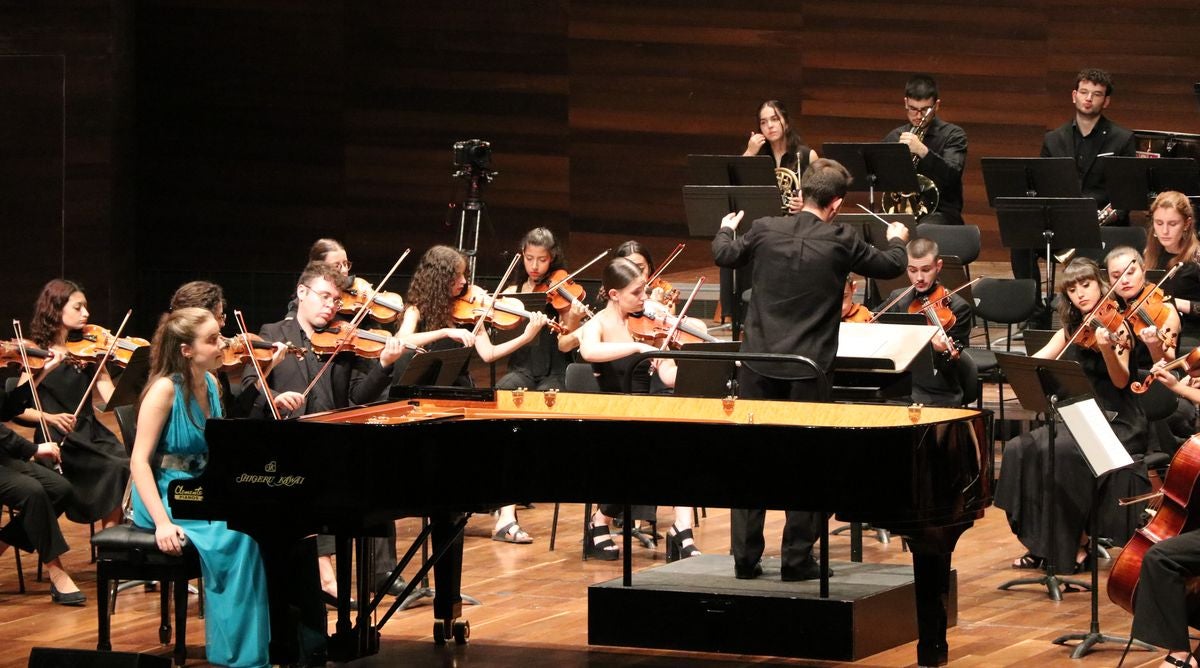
[262,535,327,667]
[906,525,970,668]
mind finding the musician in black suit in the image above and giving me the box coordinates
[883,74,968,226]
[1015,68,1138,322]
[712,158,909,581]
[240,260,407,665]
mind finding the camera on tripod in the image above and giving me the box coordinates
[453,139,492,171]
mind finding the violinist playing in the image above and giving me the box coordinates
[21,279,129,530]
[494,227,585,392]
[995,258,1150,576]
[880,239,972,406]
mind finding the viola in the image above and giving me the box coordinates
[452,285,565,334]
[1107,434,1200,614]
[1117,283,1178,353]
[534,269,593,318]
[908,284,962,359]
[1131,345,1200,394]
[0,339,55,370]
[627,310,718,348]
[220,334,307,370]
[842,302,873,323]
[308,320,408,359]
[65,324,149,367]
[339,276,405,323]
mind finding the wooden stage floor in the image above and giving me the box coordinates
[0,497,1173,667]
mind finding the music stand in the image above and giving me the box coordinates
[395,347,474,387]
[994,197,1100,309]
[100,346,151,411]
[685,154,777,187]
[672,341,740,398]
[994,352,1093,600]
[683,185,780,340]
[821,142,917,209]
[980,157,1082,205]
[1049,396,1155,659]
[1102,157,1200,211]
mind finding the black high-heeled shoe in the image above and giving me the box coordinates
[50,584,86,606]
[665,525,701,563]
[1163,653,1195,667]
[585,522,620,561]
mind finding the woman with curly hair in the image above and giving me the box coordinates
[20,279,129,529]
[398,245,548,543]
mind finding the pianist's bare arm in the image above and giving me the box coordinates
[130,376,188,556]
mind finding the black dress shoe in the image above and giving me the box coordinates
[781,560,834,582]
[734,561,763,579]
[50,584,86,606]
[380,576,408,597]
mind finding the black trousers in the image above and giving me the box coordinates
[730,366,823,573]
[1131,527,1200,651]
[0,459,72,563]
[316,529,398,592]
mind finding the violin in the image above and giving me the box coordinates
[220,334,307,370]
[1131,345,1200,394]
[627,310,718,348]
[1117,282,1178,353]
[308,320,408,358]
[1068,298,1127,354]
[452,285,565,334]
[65,324,149,367]
[646,277,679,310]
[0,339,56,370]
[339,276,405,323]
[907,284,962,359]
[842,302,873,323]
[534,269,593,318]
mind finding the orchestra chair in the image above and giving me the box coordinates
[916,223,981,279]
[1,503,27,592]
[1137,382,1182,487]
[92,404,202,667]
[962,278,1038,425]
[1070,226,1148,264]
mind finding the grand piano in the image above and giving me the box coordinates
[170,386,990,666]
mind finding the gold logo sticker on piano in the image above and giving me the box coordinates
[173,485,204,502]
[543,389,557,408]
[235,460,306,488]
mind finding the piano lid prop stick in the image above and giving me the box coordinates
[299,251,411,401]
[471,252,521,338]
[234,309,281,421]
[13,320,60,472]
[69,308,131,421]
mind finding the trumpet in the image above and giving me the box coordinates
[1052,203,1119,265]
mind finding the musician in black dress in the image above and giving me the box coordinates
[883,74,968,226]
[1146,192,1200,349]
[1137,367,1200,667]
[22,279,129,530]
[575,257,700,562]
[995,258,1150,574]
[713,158,909,581]
[398,245,549,544]
[0,351,84,605]
[240,260,406,664]
[881,239,974,406]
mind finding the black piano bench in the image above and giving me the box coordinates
[92,525,202,666]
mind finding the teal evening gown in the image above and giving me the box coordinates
[133,374,270,668]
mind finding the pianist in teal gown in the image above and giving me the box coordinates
[129,307,270,668]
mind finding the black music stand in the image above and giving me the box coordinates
[980,157,1082,204]
[821,142,917,209]
[683,184,779,340]
[1102,157,1200,211]
[994,352,1093,600]
[395,346,474,387]
[1047,396,1155,659]
[838,212,917,303]
[100,346,151,411]
[994,197,1100,309]
[686,154,777,187]
[672,341,740,398]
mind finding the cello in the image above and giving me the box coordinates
[1107,434,1200,614]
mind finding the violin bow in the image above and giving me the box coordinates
[660,277,706,351]
[646,243,685,288]
[471,252,521,338]
[70,309,132,421]
[235,309,282,421]
[867,285,916,323]
[300,251,410,400]
[12,320,59,472]
[545,249,610,294]
[1128,261,1183,314]
[1054,257,1135,361]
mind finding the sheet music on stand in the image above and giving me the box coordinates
[1056,396,1136,477]
[836,322,935,372]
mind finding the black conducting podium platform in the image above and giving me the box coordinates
[589,555,957,661]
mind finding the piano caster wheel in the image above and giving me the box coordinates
[434,619,470,645]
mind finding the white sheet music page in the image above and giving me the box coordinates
[837,322,937,371]
[1057,397,1135,477]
